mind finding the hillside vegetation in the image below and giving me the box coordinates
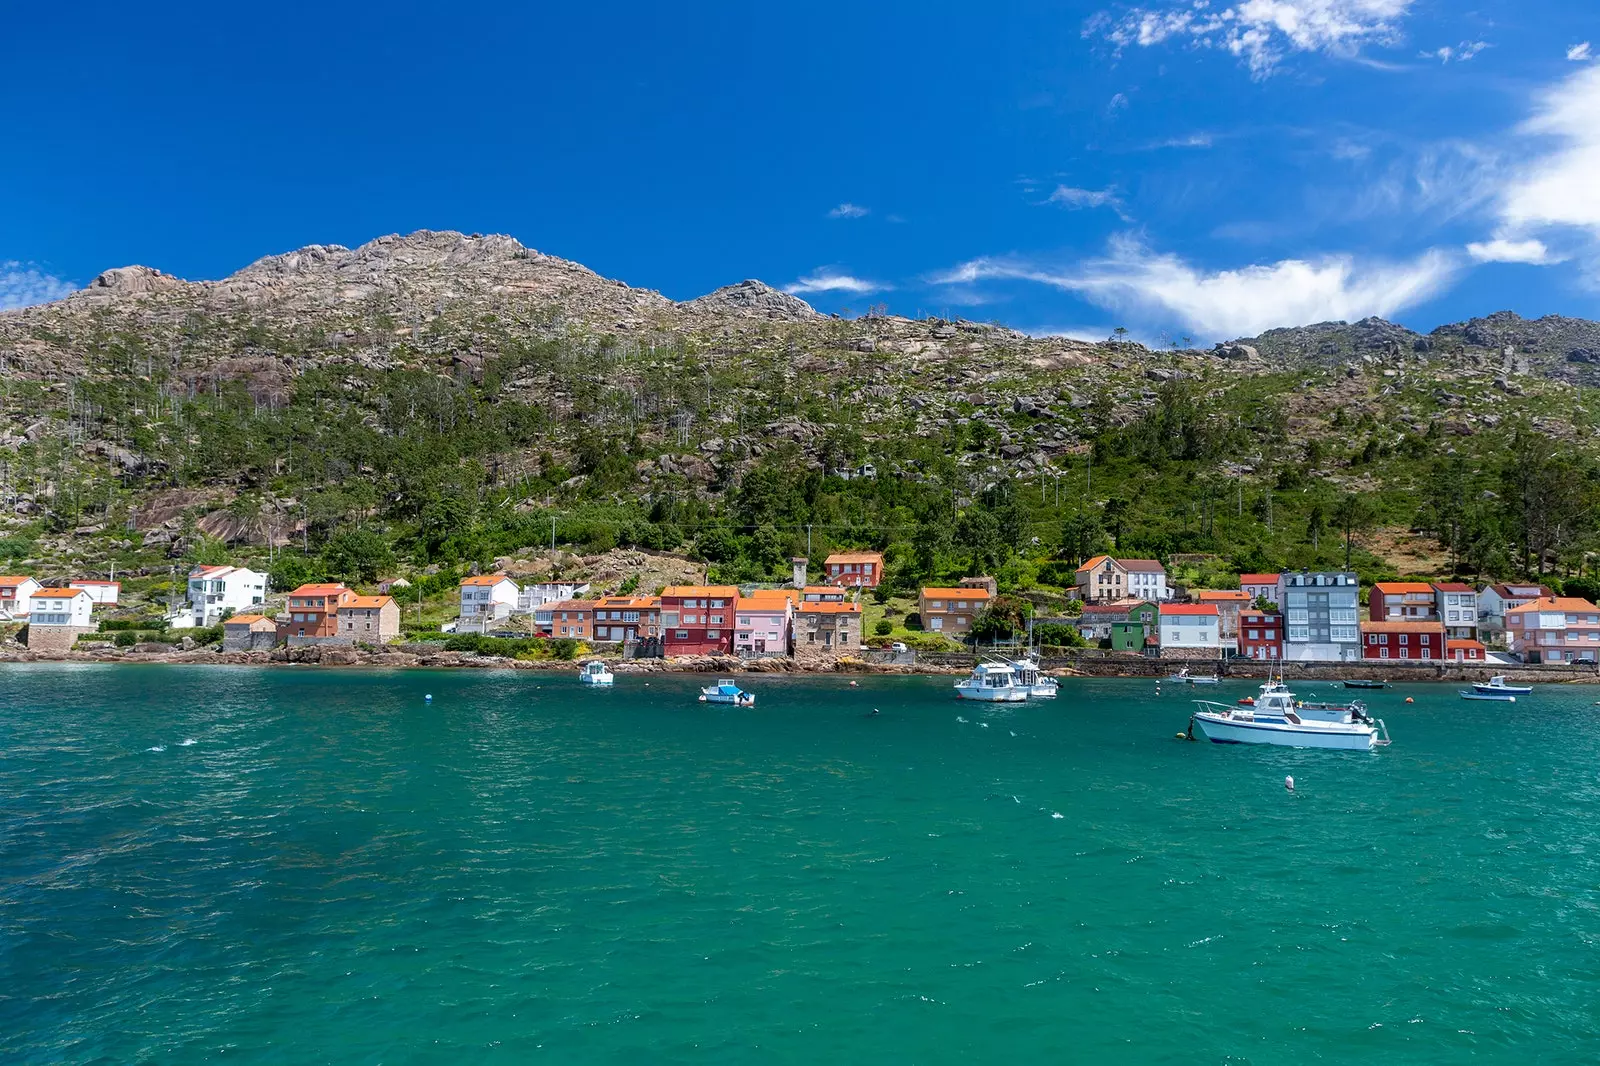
[1,229,1597,612]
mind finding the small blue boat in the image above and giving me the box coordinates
[698,678,755,707]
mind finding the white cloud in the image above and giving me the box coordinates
[931,235,1457,339]
[1568,42,1592,62]
[1047,185,1121,210]
[1099,0,1414,77]
[827,203,870,219]
[1465,238,1563,265]
[1421,40,1488,63]
[783,269,889,296]
[0,262,77,311]
[1498,66,1600,237]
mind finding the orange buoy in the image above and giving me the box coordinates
[1405,696,1414,704]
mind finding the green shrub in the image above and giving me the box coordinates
[874,619,893,636]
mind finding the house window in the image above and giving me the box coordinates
[675,630,689,640]
[1380,648,1389,658]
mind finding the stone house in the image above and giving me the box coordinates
[223,614,279,652]
[338,595,400,644]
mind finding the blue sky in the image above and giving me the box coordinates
[4,0,1600,342]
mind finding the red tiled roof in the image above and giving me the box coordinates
[225,614,275,627]
[922,587,991,600]
[289,583,350,597]
[460,574,514,587]
[661,585,740,598]
[1447,639,1486,650]
[1432,582,1476,593]
[1121,559,1166,573]
[825,551,883,564]
[343,595,394,609]
[0,575,35,586]
[1373,581,1436,594]
[1196,590,1251,602]
[1506,596,1600,614]
[1160,604,1218,616]
[31,587,88,598]
[796,601,862,615]
[1491,583,1552,599]
[594,595,660,609]
[1238,573,1279,584]
[1075,554,1112,573]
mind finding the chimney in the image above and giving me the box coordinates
[792,557,808,590]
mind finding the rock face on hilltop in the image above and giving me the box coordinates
[680,280,819,321]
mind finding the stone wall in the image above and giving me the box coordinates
[224,630,278,652]
[26,625,94,654]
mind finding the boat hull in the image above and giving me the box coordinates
[954,684,1028,702]
[579,676,613,686]
[1193,714,1379,750]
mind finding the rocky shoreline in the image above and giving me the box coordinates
[1,643,1595,684]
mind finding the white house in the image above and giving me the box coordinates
[69,580,121,607]
[0,576,42,618]
[516,581,591,613]
[28,587,94,628]
[460,575,520,633]
[181,565,269,628]
[1478,582,1553,640]
[1123,559,1171,602]
[1159,603,1220,656]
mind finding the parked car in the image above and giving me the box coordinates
[891,642,908,653]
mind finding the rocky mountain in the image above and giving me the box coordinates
[1233,311,1600,383]
[0,228,1596,584]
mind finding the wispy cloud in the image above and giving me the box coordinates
[0,262,77,311]
[1046,185,1122,211]
[827,203,870,219]
[783,269,889,296]
[1568,42,1592,62]
[1465,238,1563,265]
[1095,0,1414,78]
[1150,133,1213,149]
[1420,40,1489,63]
[931,235,1457,339]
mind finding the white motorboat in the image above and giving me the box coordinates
[578,660,614,686]
[1186,677,1390,750]
[1460,689,1516,703]
[1472,675,1531,696]
[954,662,1029,702]
[1010,657,1059,699]
[1167,666,1219,685]
[699,679,755,706]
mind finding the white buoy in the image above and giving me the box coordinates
[1285,775,1295,792]
[424,694,433,704]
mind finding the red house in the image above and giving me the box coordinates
[659,585,739,656]
[1237,611,1283,660]
[1446,639,1487,662]
[1359,620,1446,660]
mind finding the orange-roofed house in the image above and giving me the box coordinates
[795,595,862,663]
[919,586,990,637]
[278,583,356,644]
[223,614,280,652]
[1075,555,1169,603]
[0,576,42,618]
[543,599,596,640]
[1370,581,1438,622]
[459,574,520,633]
[1159,603,1221,658]
[339,595,400,644]
[25,587,95,653]
[591,595,661,644]
[736,589,796,655]
[1360,619,1447,660]
[1447,639,1487,663]
[660,585,739,656]
[1506,597,1600,663]
[1196,590,1252,651]
[823,551,885,589]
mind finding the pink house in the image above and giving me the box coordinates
[1497,592,1600,659]
[1506,597,1600,663]
[735,590,796,655]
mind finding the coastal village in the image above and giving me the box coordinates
[0,549,1590,670]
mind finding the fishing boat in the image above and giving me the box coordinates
[954,662,1029,703]
[1009,657,1059,699]
[699,679,755,706]
[578,660,614,686]
[1166,666,1220,685]
[1344,679,1388,690]
[1186,676,1390,750]
[1459,689,1516,703]
[1472,675,1532,696]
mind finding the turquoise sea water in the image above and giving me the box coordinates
[3,666,1599,1064]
